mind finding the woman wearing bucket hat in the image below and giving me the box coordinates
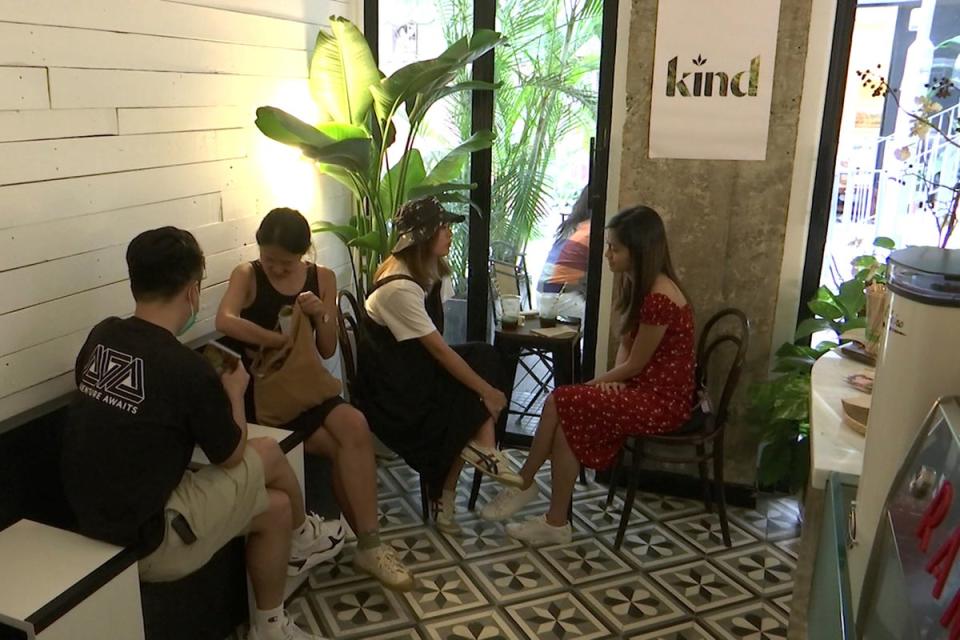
[355,197,522,534]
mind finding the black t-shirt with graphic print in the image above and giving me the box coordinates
[61,316,241,555]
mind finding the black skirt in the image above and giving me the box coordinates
[355,315,503,498]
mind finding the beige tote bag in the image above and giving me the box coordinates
[252,304,341,426]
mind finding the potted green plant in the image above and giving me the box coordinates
[750,237,894,493]
[254,17,503,297]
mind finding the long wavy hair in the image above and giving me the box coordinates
[375,234,451,290]
[607,206,688,335]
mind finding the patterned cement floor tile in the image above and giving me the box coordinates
[666,513,757,554]
[235,458,805,640]
[387,464,425,494]
[634,492,707,521]
[628,620,716,640]
[712,544,796,597]
[378,496,427,533]
[773,536,801,561]
[572,492,650,533]
[402,566,489,620]
[506,592,611,640]
[384,528,457,571]
[307,543,367,589]
[727,506,772,540]
[730,501,802,542]
[377,466,402,497]
[422,609,522,640]
[651,559,753,614]
[309,579,412,639]
[580,574,686,635]
[365,629,422,640]
[439,516,525,559]
[287,594,326,637]
[466,550,564,603]
[603,522,699,571]
[539,537,633,585]
[704,601,789,640]
[772,593,792,616]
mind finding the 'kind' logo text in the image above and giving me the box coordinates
[666,55,761,97]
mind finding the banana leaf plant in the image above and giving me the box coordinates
[255,16,502,296]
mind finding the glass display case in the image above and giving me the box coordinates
[858,396,960,638]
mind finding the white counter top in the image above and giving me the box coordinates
[810,349,871,489]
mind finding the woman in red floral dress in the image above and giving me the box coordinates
[482,205,696,544]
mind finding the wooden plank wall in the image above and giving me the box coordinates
[0,0,358,423]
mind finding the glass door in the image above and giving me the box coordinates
[377,0,475,342]
[805,0,960,321]
[491,0,602,435]
[373,0,615,366]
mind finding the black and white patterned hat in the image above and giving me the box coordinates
[391,197,466,254]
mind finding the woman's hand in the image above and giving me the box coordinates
[596,381,627,393]
[480,386,507,418]
[297,291,327,322]
[266,330,289,350]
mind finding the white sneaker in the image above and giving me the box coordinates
[506,515,572,545]
[435,497,462,535]
[480,483,539,521]
[353,543,415,591]
[288,514,345,576]
[248,610,328,640]
[460,444,523,488]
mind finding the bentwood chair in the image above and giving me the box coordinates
[606,308,750,549]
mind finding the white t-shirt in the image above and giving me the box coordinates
[365,262,438,341]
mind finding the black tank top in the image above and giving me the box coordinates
[220,260,319,361]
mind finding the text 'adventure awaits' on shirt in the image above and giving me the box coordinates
[62,316,241,555]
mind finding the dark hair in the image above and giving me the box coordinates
[255,207,312,255]
[606,206,687,335]
[126,227,205,301]
[375,232,452,289]
[556,187,591,240]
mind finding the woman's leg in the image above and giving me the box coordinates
[443,458,465,492]
[303,428,358,530]
[304,405,379,536]
[543,423,580,526]
[470,417,497,448]
[518,393,560,487]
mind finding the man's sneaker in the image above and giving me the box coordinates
[460,444,523,488]
[353,543,415,591]
[480,483,539,521]
[435,497,461,535]
[288,514,345,576]
[248,610,328,640]
[506,515,572,545]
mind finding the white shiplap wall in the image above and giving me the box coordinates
[0,0,357,424]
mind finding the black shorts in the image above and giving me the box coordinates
[282,396,349,437]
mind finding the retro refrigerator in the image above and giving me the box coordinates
[850,247,960,608]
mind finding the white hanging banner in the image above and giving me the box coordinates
[649,0,782,161]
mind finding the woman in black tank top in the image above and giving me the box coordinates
[215,208,413,591]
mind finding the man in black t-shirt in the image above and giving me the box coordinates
[62,227,332,640]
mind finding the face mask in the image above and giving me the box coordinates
[177,287,200,337]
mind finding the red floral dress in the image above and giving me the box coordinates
[555,292,695,469]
